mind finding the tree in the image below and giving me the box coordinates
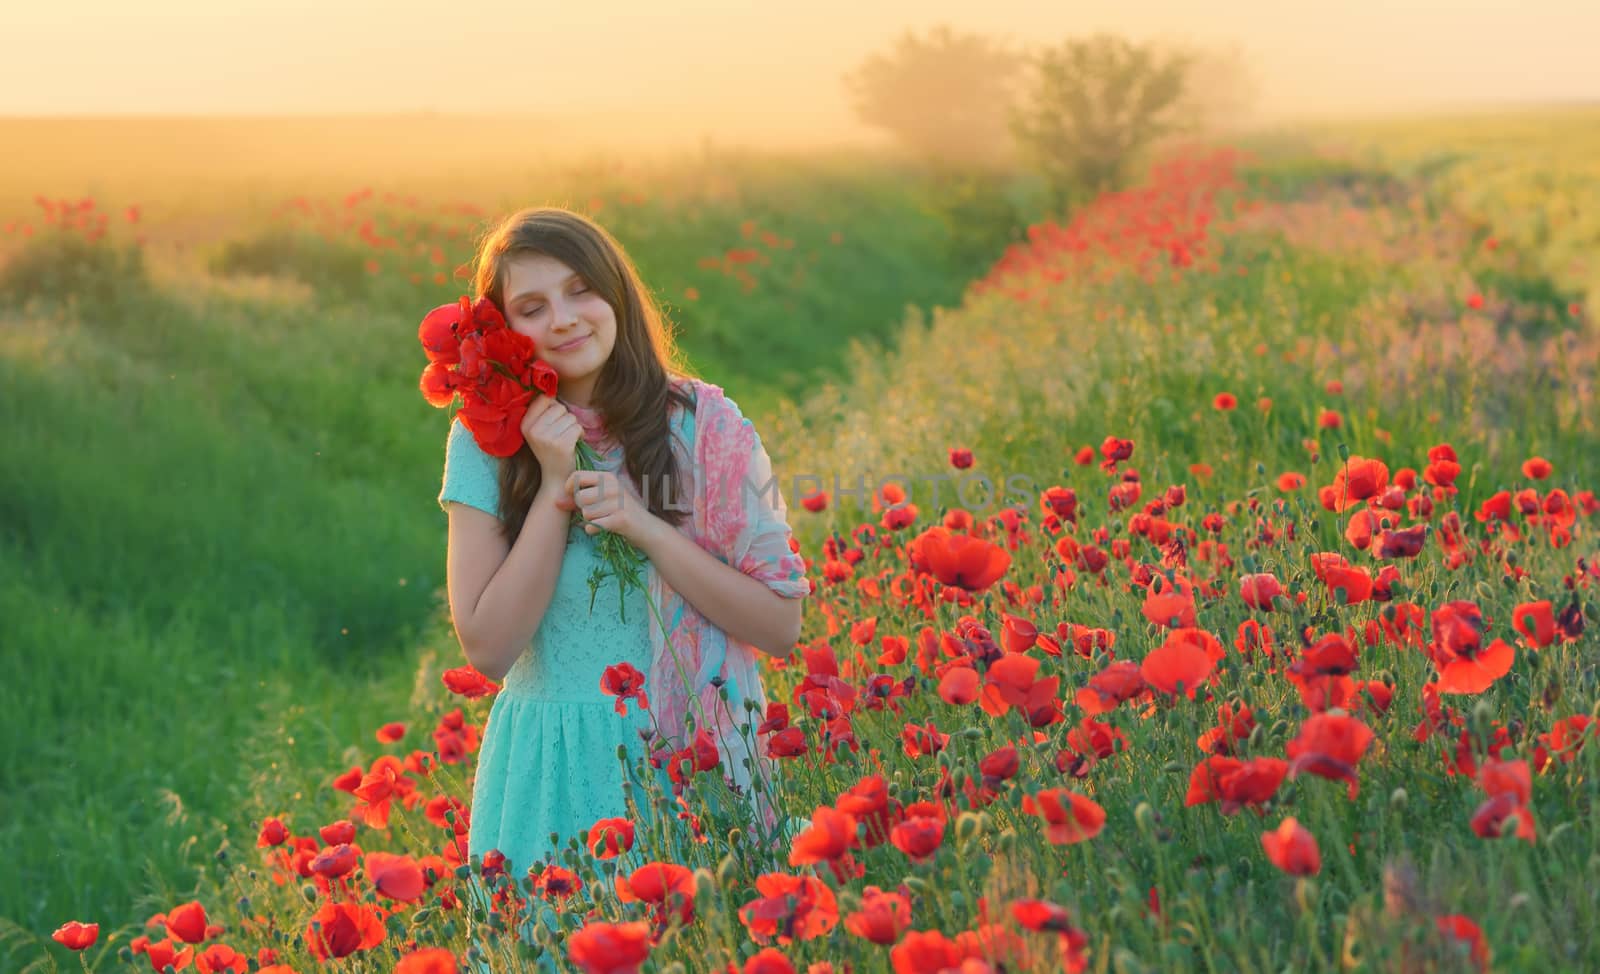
[843,25,1024,169]
[1009,34,1199,211]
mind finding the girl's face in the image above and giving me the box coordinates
[502,253,618,407]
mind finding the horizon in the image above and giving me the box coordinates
[4,0,1597,153]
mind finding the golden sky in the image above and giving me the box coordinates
[4,0,1596,147]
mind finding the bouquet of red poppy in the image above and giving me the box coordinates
[418,295,664,629]
[418,295,561,457]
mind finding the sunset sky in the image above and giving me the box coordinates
[3,0,1596,148]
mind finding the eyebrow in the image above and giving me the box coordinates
[506,272,581,305]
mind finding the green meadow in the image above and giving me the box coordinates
[2,109,1597,971]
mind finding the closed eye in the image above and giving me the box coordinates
[518,282,587,315]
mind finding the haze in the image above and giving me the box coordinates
[4,0,1597,151]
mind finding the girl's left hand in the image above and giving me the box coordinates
[564,469,660,547]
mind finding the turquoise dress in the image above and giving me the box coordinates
[436,416,683,951]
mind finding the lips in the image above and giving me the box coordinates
[553,335,590,352]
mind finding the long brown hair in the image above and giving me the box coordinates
[470,207,700,544]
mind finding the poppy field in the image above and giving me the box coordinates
[9,111,1600,973]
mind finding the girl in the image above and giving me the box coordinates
[435,207,810,955]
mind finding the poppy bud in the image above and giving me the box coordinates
[1390,788,1407,810]
[956,812,983,844]
[1470,698,1496,737]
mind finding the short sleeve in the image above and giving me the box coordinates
[437,418,501,517]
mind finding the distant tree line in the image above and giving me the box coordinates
[843,26,1256,268]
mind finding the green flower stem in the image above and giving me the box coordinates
[570,439,725,755]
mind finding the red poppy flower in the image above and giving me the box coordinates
[305,901,386,961]
[1374,523,1428,559]
[310,843,360,880]
[1261,817,1320,876]
[600,662,650,716]
[766,726,808,758]
[257,818,290,847]
[937,665,980,706]
[51,921,99,951]
[1428,601,1515,694]
[1141,627,1221,699]
[1142,572,1198,628]
[1000,613,1038,652]
[1239,573,1284,611]
[1434,915,1491,971]
[788,805,858,865]
[737,873,839,944]
[164,902,210,945]
[890,929,967,973]
[1512,600,1556,648]
[1327,456,1389,510]
[844,885,912,945]
[567,920,653,974]
[908,526,1011,592]
[901,721,950,759]
[742,947,796,974]
[587,817,636,859]
[837,775,899,848]
[365,851,426,901]
[1470,757,1536,842]
[533,864,584,900]
[890,815,946,863]
[1235,618,1276,659]
[1074,660,1147,715]
[441,665,499,699]
[615,862,696,927]
[1022,789,1105,845]
[1286,713,1374,798]
[1186,756,1288,814]
[979,744,1020,786]
[1040,485,1079,522]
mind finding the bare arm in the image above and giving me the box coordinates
[446,485,571,681]
[635,517,804,658]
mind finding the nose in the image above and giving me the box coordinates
[551,297,579,330]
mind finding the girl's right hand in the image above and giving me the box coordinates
[522,396,580,487]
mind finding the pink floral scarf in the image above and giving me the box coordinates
[562,377,810,838]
